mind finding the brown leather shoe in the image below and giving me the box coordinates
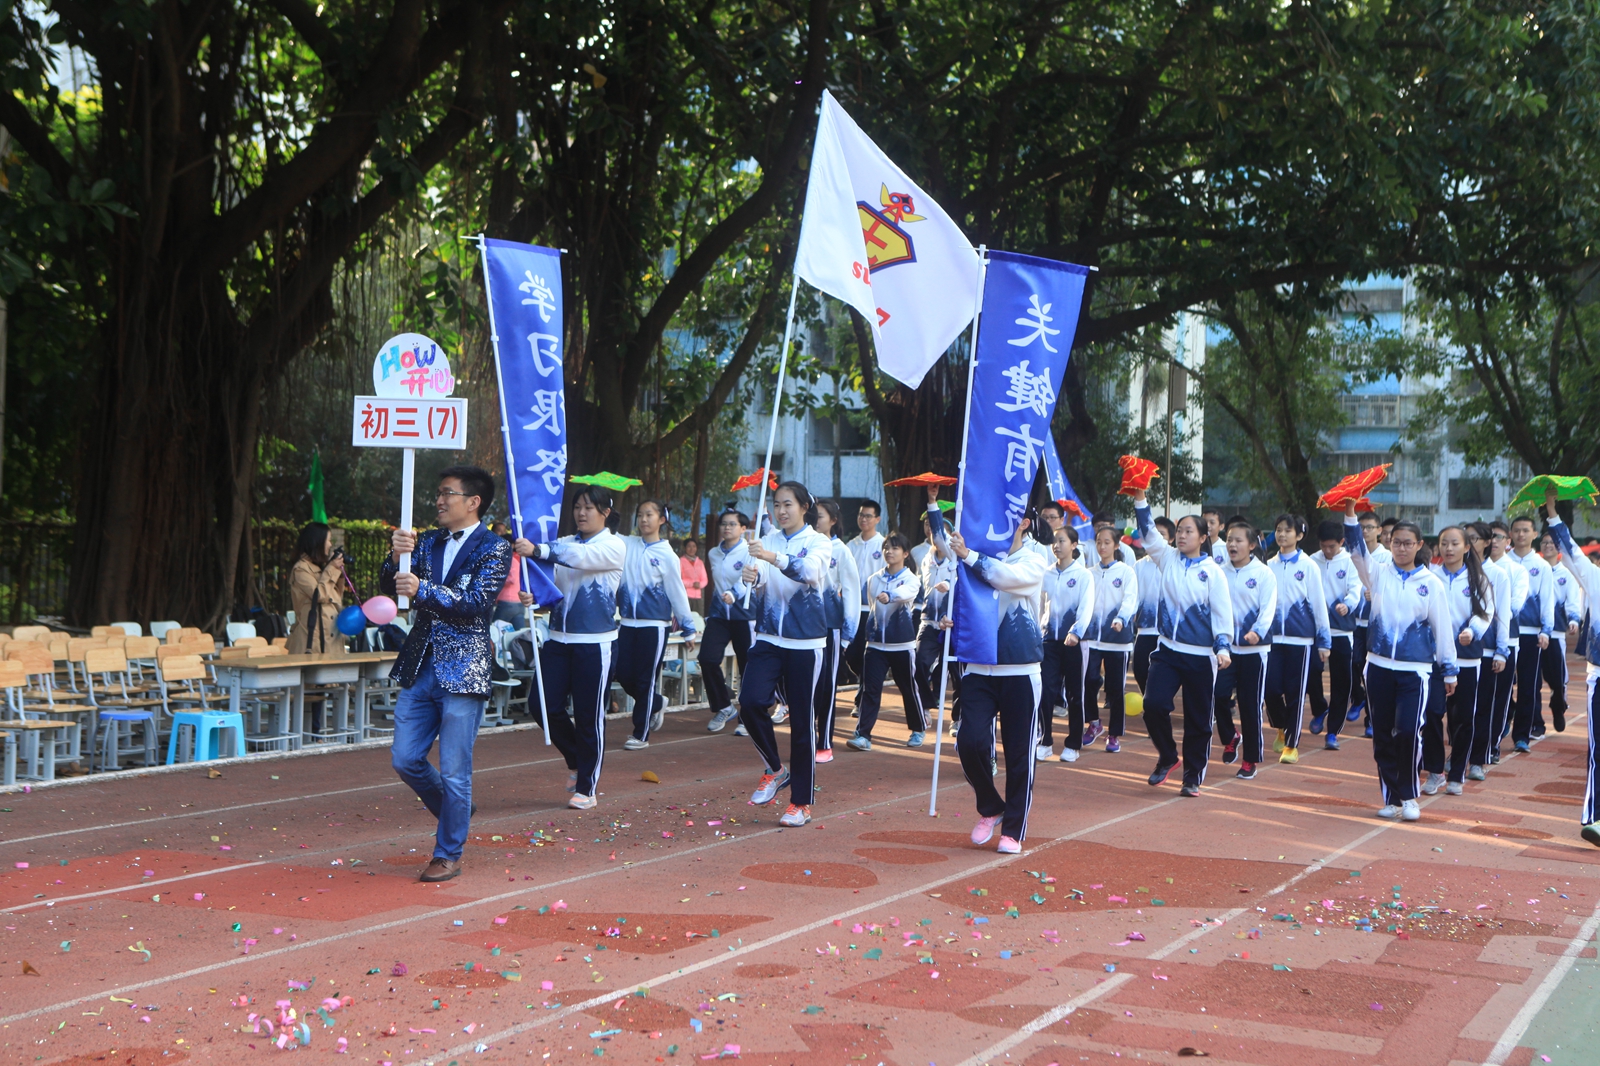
[419,858,461,883]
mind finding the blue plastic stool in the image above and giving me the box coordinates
[96,710,157,772]
[166,711,246,764]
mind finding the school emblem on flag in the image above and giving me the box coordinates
[858,186,924,271]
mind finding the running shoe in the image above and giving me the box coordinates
[771,704,789,724]
[1467,765,1487,781]
[707,707,737,732]
[1180,782,1201,798]
[1273,729,1287,754]
[996,836,1022,855]
[568,793,597,810]
[1445,781,1463,796]
[651,708,665,732]
[1489,751,1501,764]
[1034,743,1055,762]
[1554,706,1567,732]
[1083,721,1104,746]
[815,750,834,764]
[1059,747,1079,763]
[1309,712,1326,735]
[1401,799,1421,821]
[1363,723,1374,739]
[778,804,811,827]
[906,732,925,748]
[734,723,748,736]
[971,814,1002,846]
[1421,772,1445,795]
[1148,762,1176,786]
[1324,735,1341,751]
[1222,738,1239,764]
[1236,762,1257,780]
[566,771,578,794]
[1279,746,1299,765]
[847,734,872,751]
[1376,804,1401,820]
[1105,736,1121,753]
[1583,823,1600,848]
[751,768,790,804]
[1514,741,1530,753]
[1346,700,1365,722]
[623,736,649,750]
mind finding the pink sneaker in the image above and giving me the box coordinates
[1105,736,1121,753]
[815,750,834,764]
[1084,721,1103,745]
[971,814,1002,846]
[997,836,1022,854]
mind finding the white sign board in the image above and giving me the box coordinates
[372,332,456,399]
[351,396,468,450]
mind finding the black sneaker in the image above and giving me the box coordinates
[1148,762,1176,787]
[1222,738,1239,765]
[1554,706,1568,732]
[1180,781,1201,797]
[1236,762,1258,780]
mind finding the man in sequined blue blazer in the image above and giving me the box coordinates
[380,465,511,883]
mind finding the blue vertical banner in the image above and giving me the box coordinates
[954,249,1089,663]
[482,236,566,607]
[1042,432,1095,542]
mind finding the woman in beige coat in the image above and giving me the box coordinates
[288,523,346,653]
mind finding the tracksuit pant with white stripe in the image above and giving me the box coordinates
[958,669,1042,841]
[1351,625,1370,714]
[1214,649,1267,765]
[1132,633,1158,692]
[1367,662,1429,804]
[739,640,822,806]
[1144,646,1217,786]
[1540,635,1569,727]
[1488,645,1517,759]
[541,638,615,798]
[1422,662,1479,783]
[1265,642,1313,750]
[857,646,926,740]
[1513,633,1549,743]
[1038,642,1086,749]
[915,627,960,726]
[1469,655,1502,767]
[617,624,669,741]
[815,629,843,751]
[1582,674,1600,826]
[1306,635,1353,736]
[1086,647,1130,738]
[698,617,753,716]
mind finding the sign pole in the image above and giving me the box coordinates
[744,274,801,606]
[398,447,415,610]
[929,246,988,818]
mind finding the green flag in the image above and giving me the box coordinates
[308,448,328,524]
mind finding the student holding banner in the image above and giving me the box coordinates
[1132,517,1174,694]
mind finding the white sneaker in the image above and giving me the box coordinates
[707,707,738,732]
[734,723,748,736]
[1059,747,1079,763]
[1034,743,1055,762]
[1401,799,1421,821]
[651,708,665,732]
[1376,804,1401,820]
[751,768,790,805]
[771,704,789,724]
[623,736,649,750]
[568,793,597,810]
[778,804,811,827]
[1467,764,1487,781]
[906,732,925,748]
[1421,772,1445,795]
[566,772,578,794]
[1445,781,1464,796]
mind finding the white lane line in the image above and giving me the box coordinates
[1482,900,1600,1065]
[0,779,974,1026]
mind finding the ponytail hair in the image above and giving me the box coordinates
[774,480,819,527]
[815,498,843,537]
[637,497,671,528]
[1274,513,1308,538]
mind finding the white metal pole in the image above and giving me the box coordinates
[929,246,989,817]
[477,234,552,744]
[398,447,415,610]
[743,275,802,605]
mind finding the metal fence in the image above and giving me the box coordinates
[252,525,399,615]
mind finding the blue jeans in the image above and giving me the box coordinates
[392,659,484,862]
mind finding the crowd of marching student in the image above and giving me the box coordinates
[506,475,1600,858]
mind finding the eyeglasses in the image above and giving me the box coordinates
[437,489,475,502]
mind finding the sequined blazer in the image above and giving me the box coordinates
[380,524,511,696]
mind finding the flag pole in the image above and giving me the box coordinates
[478,233,552,745]
[744,274,802,605]
[929,246,989,817]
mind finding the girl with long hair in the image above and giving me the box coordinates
[1215,521,1276,779]
[287,522,345,654]
[1422,525,1495,796]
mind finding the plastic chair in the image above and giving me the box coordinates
[149,621,182,641]
[96,710,157,771]
[112,621,142,637]
[166,711,245,763]
[225,622,258,645]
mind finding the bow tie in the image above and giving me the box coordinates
[450,529,466,541]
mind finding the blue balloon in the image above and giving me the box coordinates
[336,605,367,636]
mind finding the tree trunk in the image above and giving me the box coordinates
[691,420,710,542]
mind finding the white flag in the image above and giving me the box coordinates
[794,90,980,388]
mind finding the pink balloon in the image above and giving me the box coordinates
[362,595,398,625]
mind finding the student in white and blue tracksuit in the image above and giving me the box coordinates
[1465,522,1512,775]
[813,500,861,759]
[1540,529,1582,735]
[929,492,1048,853]
[852,533,925,749]
[1130,487,1234,796]
[1422,526,1495,793]
[1084,525,1139,752]
[1215,521,1276,777]
[616,500,697,748]
[1131,516,1175,693]
[737,481,831,826]
[1508,514,1557,749]
[1485,521,1527,760]
[1538,491,1600,846]
[1309,520,1363,745]
[700,511,755,733]
[515,485,628,809]
[1349,511,1390,729]
[1038,527,1095,761]
[1265,514,1330,761]
[1344,501,1457,820]
[915,511,961,729]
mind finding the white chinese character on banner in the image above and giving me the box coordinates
[527,332,561,376]
[1007,293,1060,352]
[985,492,1030,542]
[994,359,1056,417]
[535,502,562,542]
[523,389,564,435]
[993,423,1045,482]
[527,446,567,495]
[520,271,556,323]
